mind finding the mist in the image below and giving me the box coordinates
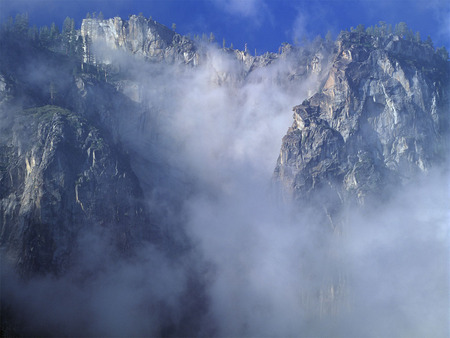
[1,36,449,337]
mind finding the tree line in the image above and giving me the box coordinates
[1,13,86,60]
[347,21,448,60]
[2,14,448,63]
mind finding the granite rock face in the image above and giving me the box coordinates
[81,15,199,65]
[273,32,449,317]
[0,106,152,275]
[274,31,449,210]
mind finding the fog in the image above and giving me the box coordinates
[1,39,449,337]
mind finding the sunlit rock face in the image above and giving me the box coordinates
[274,31,449,207]
[81,15,198,65]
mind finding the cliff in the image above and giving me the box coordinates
[0,105,154,276]
[81,15,199,65]
[274,31,449,213]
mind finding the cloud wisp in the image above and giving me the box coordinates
[212,0,265,17]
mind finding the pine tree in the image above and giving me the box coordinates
[14,13,29,35]
[405,29,414,41]
[68,30,78,56]
[74,35,85,69]
[209,32,216,43]
[39,25,51,46]
[325,30,333,44]
[387,24,393,35]
[378,21,387,37]
[62,17,75,55]
[436,46,449,60]
[355,24,365,33]
[49,81,57,104]
[3,16,14,32]
[85,34,93,64]
[415,31,421,43]
[396,22,408,37]
[50,22,60,40]
[28,25,39,41]
[62,17,73,35]
[373,25,380,37]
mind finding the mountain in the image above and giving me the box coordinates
[0,15,448,337]
[274,31,449,225]
[0,36,156,275]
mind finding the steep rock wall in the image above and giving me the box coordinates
[81,15,198,65]
[0,106,153,275]
[274,32,449,208]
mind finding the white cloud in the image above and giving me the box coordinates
[292,10,309,43]
[211,0,267,20]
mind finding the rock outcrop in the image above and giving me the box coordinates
[274,31,449,211]
[0,106,153,275]
[81,15,199,65]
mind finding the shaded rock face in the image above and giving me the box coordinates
[0,106,152,276]
[274,102,347,221]
[274,32,449,210]
[0,28,199,278]
[81,15,198,65]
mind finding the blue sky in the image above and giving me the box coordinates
[1,0,449,53]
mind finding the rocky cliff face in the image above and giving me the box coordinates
[81,15,199,65]
[274,31,449,213]
[0,34,166,278]
[272,32,449,320]
[0,105,153,276]
[0,29,214,336]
